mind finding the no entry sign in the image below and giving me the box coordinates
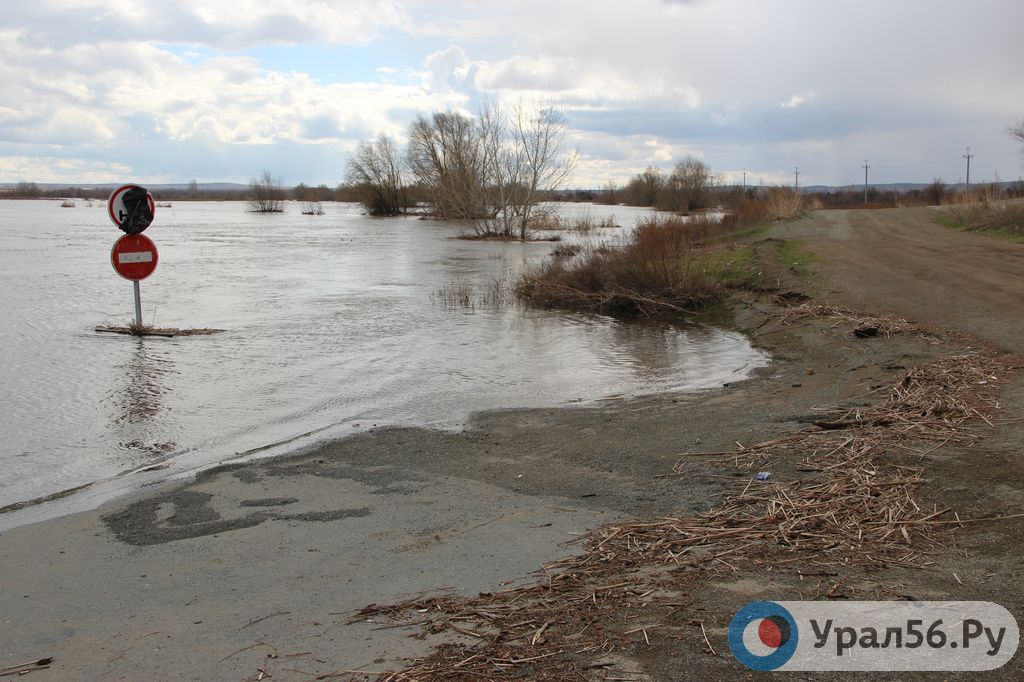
[111,233,159,281]
[108,184,155,234]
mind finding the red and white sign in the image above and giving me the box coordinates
[110,234,159,281]
[107,184,155,229]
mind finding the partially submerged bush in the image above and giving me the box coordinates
[528,208,618,232]
[517,215,738,316]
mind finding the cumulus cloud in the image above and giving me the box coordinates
[0,28,467,182]
[1,0,1022,185]
[0,0,413,49]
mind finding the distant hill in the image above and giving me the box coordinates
[799,181,1021,194]
[0,182,250,193]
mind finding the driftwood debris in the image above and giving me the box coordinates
[339,305,1020,680]
[95,326,224,338]
[0,658,53,677]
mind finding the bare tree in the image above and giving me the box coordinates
[922,178,947,206]
[475,100,576,239]
[596,180,618,205]
[1013,120,1024,161]
[346,135,409,215]
[407,112,488,220]
[507,103,577,239]
[659,156,715,213]
[625,167,665,206]
[249,169,285,213]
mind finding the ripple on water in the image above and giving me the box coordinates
[0,200,769,508]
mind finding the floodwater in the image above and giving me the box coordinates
[0,199,769,523]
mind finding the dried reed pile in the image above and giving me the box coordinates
[347,307,1018,681]
[779,302,935,338]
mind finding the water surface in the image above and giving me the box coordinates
[0,200,768,519]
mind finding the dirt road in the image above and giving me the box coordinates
[775,207,1024,350]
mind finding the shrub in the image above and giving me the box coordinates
[516,215,734,316]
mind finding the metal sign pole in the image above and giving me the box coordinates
[133,280,143,327]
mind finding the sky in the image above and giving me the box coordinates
[1,0,1022,188]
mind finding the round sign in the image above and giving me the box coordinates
[111,233,159,281]
[108,184,155,233]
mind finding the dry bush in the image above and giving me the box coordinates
[945,199,1024,236]
[721,198,771,231]
[528,208,617,232]
[764,187,804,219]
[517,215,729,316]
[943,185,1024,236]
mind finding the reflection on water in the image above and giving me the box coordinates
[108,340,177,457]
[0,200,769,508]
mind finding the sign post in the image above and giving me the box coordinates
[133,281,142,327]
[108,185,158,328]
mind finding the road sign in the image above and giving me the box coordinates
[108,184,155,234]
[111,233,159,281]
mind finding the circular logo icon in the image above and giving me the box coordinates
[729,601,799,671]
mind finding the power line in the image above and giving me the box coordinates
[963,146,974,188]
[862,160,870,205]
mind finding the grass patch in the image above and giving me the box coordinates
[939,198,1024,243]
[773,239,814,280]
[699,244,757,285]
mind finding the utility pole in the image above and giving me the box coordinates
[963,147,974,189]
[862,160,870,205]
[794,166,800,191]
[742,168,747,189]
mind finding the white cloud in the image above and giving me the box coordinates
[0,156,133,183]
[780,92,817,109]
[1,0,1023,185]
[0,0,413,49]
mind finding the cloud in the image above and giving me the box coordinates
[2,0,1023,185]
[0,155,133,183]
[0,1,413,49]
[424,45,475,92]
[780,92,817,109]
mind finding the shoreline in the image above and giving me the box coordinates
[3,207,1024,679]
[0,315,768,533]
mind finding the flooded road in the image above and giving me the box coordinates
[0,200,768,516]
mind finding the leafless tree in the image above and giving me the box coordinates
[923,178,947,206]
[346,135,409,215]
[625,167,665,206]
[407,112,488,220]
[508,103,577,239]
[596,180,618,205]
[477,100,577,239]
[660,156,715,213]
[249,169,285,213]
[1013,120,1024,162]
